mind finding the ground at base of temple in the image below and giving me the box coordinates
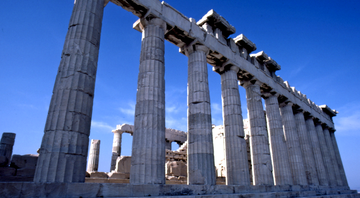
[1,182,359,198]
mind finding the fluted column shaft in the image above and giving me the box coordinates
[0,133,16,167]
[323,128,342,186]
[130,17,166,185]
[305,118,328,186]
[187,44,216,185]
[243,81,273,185]
[280,103,307,185]
[87,139,100,172]
[264,94,292,185]
[330,132,349,187]
[110,131,122,171]
[315,124,336,186]
[220,67,250,185]
[34,0,104,183]
[294,112,319,185]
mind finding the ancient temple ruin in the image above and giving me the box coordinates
[1,0,359,197]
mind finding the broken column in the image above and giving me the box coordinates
[305,116,328,186]
[294,111,319,185]
[0,133,16,167]
[87,139,100,173]
[130,17,166,185]
[323,127,343,186]
[263,93,293,185]
[34,0,105,183]
[110,130,122,172]
[220,65,250,185]
[330,131,349,187]
[242,80,273,185]
[315,123,337,186]
[186,43,216,185]
[279,102,307,185]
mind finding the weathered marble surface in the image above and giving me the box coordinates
[220,67,250,185]
[186,44,215,185]
[131,17,167,185]
[280,102,307,185]
[264,94,292,185]
[87,139,100,173]
[242,81,273,185]
[0,182,357,198]
[294,112,319,185]
[0,133,16,167]
[33,0,105,183]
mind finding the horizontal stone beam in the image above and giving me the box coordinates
[109,0,335,129]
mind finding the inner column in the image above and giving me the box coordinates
[242,80,274,185]
[33,0,105,183]
[186,44,216,185]
[323,127,343,186]
[279,102,307,185]
[220,66,250,185]
[110,130,122,172]
[294,111,319,185]
[130,17,166,185]
[263,93,292,185]
[315,123,337,186]
[305,116,328,186]
[330,131,349,187]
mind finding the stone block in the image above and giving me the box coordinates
[16,168,35,177]
[66,183,101,198]
[10,154,38,169]
[132,184,161,197]
[0,166,16,177]
[0,182,23,197]
[115,156,131,173]
[165,161,187,177]
[108,172,129,179]
[89,172,108,178]
[99,183,131,197]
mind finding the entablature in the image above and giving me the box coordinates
[110,0,337,130]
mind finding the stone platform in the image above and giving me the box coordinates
[0,182,359,198]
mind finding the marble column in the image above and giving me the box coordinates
[323,127,342,186]
[186,44,216,185]
[220,66,250,185]
[330,131,349,187]
[242,80,273,185]
[264,93,292,185]
[87,139,100,172]
[110,130,122,172]
[305,117,328,186]
[130,17,166,185]
[165,140,172,150]
[34,0,105,183]
[279,102,307,185]
[294,111,319,185]
[315,123,336,186]
[0,133,16,167]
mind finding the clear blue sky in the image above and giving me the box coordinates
[1,0,359,190]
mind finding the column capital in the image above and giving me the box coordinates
[182,43,209,56]
[213,60,239,74]
[112,129,124,134]
[240,79,262,88]
[279,101,293,108]
[262,91,279,99]
[135,17,166,32]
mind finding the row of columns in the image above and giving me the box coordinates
[33,0,348,188]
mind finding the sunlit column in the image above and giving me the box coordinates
[130,17,166,184]
[220,66,250,185]
[242,80,273,185]
[34,0,105,183]
[279,102,307,185]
